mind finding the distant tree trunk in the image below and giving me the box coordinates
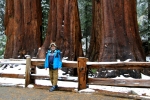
[89,0,146,78]
[37,0,83,60]
[4,0,42,58]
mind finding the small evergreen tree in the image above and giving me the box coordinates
[41,0,50,43]
[0,0,6,58]
[137,0,148,37]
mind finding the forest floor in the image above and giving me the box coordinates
[0,86,133,100]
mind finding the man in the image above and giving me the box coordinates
[44,42,62,92]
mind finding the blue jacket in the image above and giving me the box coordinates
[44,50,62,69]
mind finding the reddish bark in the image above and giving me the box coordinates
[89,0,145,62]
[4,0,15,58]
[4,0,42,58]
[13,0,24,58]
[23,0,42,57]
[38,0,83,60]
[88,0,146,78]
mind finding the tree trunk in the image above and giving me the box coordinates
[4,0,42,59]
[4,0,15,58]
[37,0,83,60]
[13,0,25,58]
[23,0,42,57]
[89,0,146,78]
[89,0,145,62]
[87,0,101,61]
[37,0,83,76]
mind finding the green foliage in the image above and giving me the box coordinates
[0,0,5,58]
[0,35,6,58]
[137,0,148,38]
[91,68,97,74]
[41,0,50,42]
[78,0,92,55]
[78,0,92,37]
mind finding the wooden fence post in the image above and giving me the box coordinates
[77,57,88,91]
[25,57,31,87]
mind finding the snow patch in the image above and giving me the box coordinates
[78,88,95,93]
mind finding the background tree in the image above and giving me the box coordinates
[4,0,42,58]
[37,0,84,75]
[78,0,92,55]
[41,0,50,43]
[137,0,148,36]
[37,0,83,60]
[137,0,149,55]
[23,0,42,57]
[0,0,6,58]
[1,0,149,62]
[88,0,146,78]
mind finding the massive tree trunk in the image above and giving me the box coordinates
[37,0,83,60]
[23,0,42,57]
[89,0,146,78]
[4,0,42,59]
[37,0,83,76]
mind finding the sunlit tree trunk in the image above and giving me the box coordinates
[89,0,146,78]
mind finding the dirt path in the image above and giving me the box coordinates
[0,86,133,100]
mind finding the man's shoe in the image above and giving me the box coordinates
[55,85,58,89]
[49,86,56,92]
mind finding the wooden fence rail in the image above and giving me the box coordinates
[1,57,150,91]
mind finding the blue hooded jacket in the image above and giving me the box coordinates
[44,50,62,69]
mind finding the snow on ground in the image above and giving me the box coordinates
[1,64,150,98]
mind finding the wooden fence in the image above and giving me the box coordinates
[1,57,150,91]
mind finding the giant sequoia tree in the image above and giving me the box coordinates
[4,0,42,58]
[88,0,146,78]
[37,0,83,60]
[4,0,83,61]
[4,0,147,78]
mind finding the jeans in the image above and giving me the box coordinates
[49,69,58,86]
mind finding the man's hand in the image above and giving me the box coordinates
[45,68,47,70]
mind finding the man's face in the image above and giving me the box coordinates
[51,45,56,51]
